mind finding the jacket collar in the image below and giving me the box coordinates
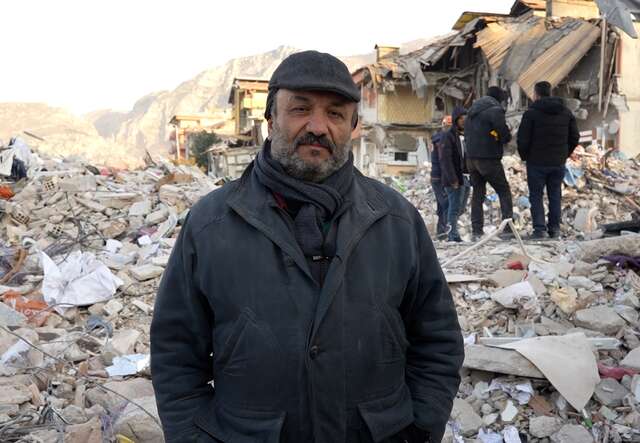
[227,160,390,335]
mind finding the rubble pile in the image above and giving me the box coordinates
[0,137,638,442]
[432,229,640,441]
[404,150,640,240]
[0,147,218,442]
[399,150,640,442]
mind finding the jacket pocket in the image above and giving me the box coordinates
[217,308,253,372]
[194,402,286,443]
[358,383,414,443]
[376,303,409,364]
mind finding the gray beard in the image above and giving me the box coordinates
[270,127,351,183]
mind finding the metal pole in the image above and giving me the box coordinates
[599,18,607,112]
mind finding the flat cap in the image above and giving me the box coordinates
[265,50,360,119]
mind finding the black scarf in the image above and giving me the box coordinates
[253,141,354,258]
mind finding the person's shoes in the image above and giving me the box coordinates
[548,230,560,239]
[498,230,516,241]
[447,235,463,243]
[471,232,483,242]
[528,230,547,240]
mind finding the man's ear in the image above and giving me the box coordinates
[267,117,274,139]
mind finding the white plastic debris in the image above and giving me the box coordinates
[478,428,503,443]
[0,341,30,365]
[104,239,123,253]
[105,354,150,377]
[503,426,522,443]
[488,378,534,405]
[41,250,123,314]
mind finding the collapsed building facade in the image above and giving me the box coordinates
[351,0,640,177]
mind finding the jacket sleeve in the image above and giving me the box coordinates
[401,211,464,442]
[495,108,512,145]
[568,112,580,156]
[439,133,457,187]
[517,111,533,161]
[151,215,214,442]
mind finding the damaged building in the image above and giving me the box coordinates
[352,36,480,176]
[351,0,639,177]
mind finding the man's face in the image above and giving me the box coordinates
[457,115,466,131]
[268,89,357,183]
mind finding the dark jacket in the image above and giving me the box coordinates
[440,108,467,188]
[430,132,445,181]
[150,161,464,443]
[465,96,512,160]
[517,97,580,166]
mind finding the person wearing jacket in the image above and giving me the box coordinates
[150,51,463,443]
[430,116,451,238]
[439,107,467,242]
[465,87,514,241]
[517,81,580,239]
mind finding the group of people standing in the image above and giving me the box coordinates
[430,82,580,242]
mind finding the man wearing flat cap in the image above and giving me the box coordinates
[151,51,463,443]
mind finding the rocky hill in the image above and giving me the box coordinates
[90,46,375,156]
[0,103,145,168]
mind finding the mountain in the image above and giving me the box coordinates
[0,103,145,168]
[94,46,376,156]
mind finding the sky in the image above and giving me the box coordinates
[1,0,514,115]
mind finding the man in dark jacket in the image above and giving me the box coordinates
[430,117,450,238]
[439,107,467,242]
[151,51,463,443]
[465,87,513,240]
[517,81,580,239]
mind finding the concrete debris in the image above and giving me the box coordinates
[529,416,564,438]
[573,306,626,334]
[450,398,484,437]
[593,378,630,407]
[0,145,216,442]
[551,424,595,443]
[0,138,638,441]
[621,347,640,371]
[400,151,640,441]
[463,345,544,378]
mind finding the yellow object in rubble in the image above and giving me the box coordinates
[116,435,136,443]
[489,130,499,140]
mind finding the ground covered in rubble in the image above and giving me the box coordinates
[0,146,638,442]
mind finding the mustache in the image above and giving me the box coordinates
[294,133,336,153]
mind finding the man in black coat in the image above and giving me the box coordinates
[517,81,580,239]
[430,118,450,238]
[151,51,464,443]
[465,87,514,240]
[439,107,467,243]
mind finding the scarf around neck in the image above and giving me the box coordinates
[252,140,354,258]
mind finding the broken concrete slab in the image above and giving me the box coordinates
[0,382,31,404]
[569,234,640,263]
[113,395,163,442]
[85,378,154,411]
[64,416,103,443]
[0,302,27,327]
[129,264,164,281]
[103,329,141,361]
[128,199,152,217]
[463,345,544,378]
[529,416,563,438]
[573,306,626,334]
[620,347,640,370]
[450,398,483,437]
[594,378,629,407]
[551,424,594,443]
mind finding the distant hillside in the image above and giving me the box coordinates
[92,46,376,156]
[0,103,144,168]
